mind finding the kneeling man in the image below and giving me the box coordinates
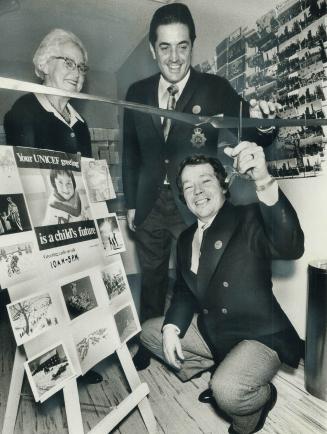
[140,142,304,434]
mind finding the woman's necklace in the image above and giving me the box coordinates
[46,97,71,124]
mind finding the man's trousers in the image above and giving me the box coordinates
[134,187,186,323]
[141,315,281,434]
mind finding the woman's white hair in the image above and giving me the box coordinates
[33,28,88,80]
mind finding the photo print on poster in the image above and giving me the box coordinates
[97,213,125,256]
[14,147,98,251]
[101,260,129,302]
[25,342,76,402]
[83,159,116,202]
[61,275,98,320]
[7,291,59,346]
[0,194,31,235]
[72,309,119,374]
[114,304,138,344]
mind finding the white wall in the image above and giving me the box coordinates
[272,174,327,338]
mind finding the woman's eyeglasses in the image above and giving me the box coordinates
[52,56,89,74]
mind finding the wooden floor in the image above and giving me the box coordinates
[1,300,327,434]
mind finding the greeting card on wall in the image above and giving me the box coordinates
[12,147,103,279]
[82,159,116,202]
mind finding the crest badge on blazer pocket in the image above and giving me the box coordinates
[191,127,207,148]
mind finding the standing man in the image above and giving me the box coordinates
[140,144,304,434]
[123,3,278,361]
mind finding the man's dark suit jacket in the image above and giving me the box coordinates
[123,68,275,226]
[163,190,305,368]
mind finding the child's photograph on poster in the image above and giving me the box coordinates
[25,342,75,402]
[97,214,125,256]
[101,260,129,302]
[7,291,59,346]
[0,194,31,235]
[114,304,138,344]
[0,240,37,287]
[60,275,98,320]
[19,167,92,228]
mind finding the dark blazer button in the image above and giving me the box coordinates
[70,132,75,138]
[221,308,228,314]
[223,281,229,288]
[203,308,209,314]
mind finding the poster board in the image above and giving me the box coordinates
[0,145,155,433]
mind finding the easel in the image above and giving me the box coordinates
[2,344,157,434]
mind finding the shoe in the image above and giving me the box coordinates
[252,383,277,433]
[133,346,151,371]
[198,388,215,404]
[228,383,277,434]
[82,370,103,384]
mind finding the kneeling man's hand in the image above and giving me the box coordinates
[224,142,269,183]
[163,326,185,370]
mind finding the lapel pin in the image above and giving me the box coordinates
[214,240,223,250]
[192,105,201,114]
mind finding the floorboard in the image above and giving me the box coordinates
[1,294,326,434]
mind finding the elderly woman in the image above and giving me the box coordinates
[4,28,91,157]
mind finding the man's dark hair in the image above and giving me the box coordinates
[176,154,229,203]
[149,3,196,47]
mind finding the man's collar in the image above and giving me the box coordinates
[196,199,227,231]
[159,69,191,95]
[197,213,217,231]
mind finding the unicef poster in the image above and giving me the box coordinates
[12,146,104,279]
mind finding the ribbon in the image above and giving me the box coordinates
[1,76,326,129]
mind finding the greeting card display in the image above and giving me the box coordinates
[2,146,142,411]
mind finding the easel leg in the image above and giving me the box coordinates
[63,378,84,434]
[117,344,157,434]
[2,346,25,434]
